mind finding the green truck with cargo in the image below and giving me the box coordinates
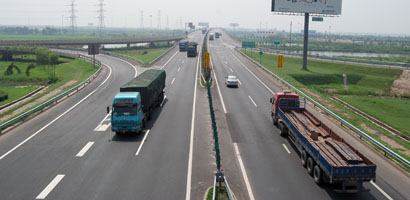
[109,69,166,134]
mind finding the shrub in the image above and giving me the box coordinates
[0,90,8,102]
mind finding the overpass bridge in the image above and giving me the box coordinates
[0,35,186,47]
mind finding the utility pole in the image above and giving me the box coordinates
[157,10,161,29]
[166,15,169,30]
[302,13,309,70]
[140,10,144,29]
[289,21,292,54]
[68,0,76,35]
[149,15,153,28]
[97,0,106,35]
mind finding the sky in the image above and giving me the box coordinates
[0,0,409,35]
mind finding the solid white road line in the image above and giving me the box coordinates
[229,50,275,95]
[135,130,150,156]
[161,51,179,70]
[234,143,255,200]
[76,142,95,157]
[106,55,138,77]
[248,96,257,107]
[171,77,176,85]
[229,67,233,72]
[237,78,242,85]
[371,180,394,200]
[36,174,65,199]
[211,55,227,114]
[282,144,291,154]
[185,46,200,200]
[160,95,167,107]
[0,64,113,160]
[178,67,181,72]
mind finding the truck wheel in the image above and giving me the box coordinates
[142,118,146,129]
[307,157,314,175]
[148,108,152,120]
[301,150,307,167]
[273,115,278,126]
[279,123,288,136]
[313,165,322,185]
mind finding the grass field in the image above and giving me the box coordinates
[0,86,39,106]
[109,47,169,64]
[339,96,410,138]
[341,56,410,64]
[242,50,402,96]
[0,56,96,121]
[242,49,410,160]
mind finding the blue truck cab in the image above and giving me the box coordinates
[111,92,145,134]
[179,40,189,52]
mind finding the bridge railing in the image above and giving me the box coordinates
[0,54,102,134]
[236,48,410,169]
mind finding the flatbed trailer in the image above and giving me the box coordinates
[271,91,376,192]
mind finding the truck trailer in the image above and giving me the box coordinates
[110,69,166,134]
[270,91,376,192]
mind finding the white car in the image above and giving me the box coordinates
[225,76,239,88]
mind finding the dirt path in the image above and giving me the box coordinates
[391,70,410,96]
[0,80,77,122]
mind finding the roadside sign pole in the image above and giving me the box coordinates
[302,13,309,70]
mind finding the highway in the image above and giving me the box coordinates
[208,29,410,200]
[0,31,208,200]
[0,28,409,200]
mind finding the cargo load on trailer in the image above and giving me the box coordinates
[270,91,376,193]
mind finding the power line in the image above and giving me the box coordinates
[97,0,106,35]
[68,0,76,35]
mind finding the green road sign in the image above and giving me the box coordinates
[242,41,255,48]
[259,51,263,56]
[312,17,324,22]
[274,41,280,45]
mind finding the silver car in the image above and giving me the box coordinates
[225,75,239,88]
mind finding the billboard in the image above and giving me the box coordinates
[272,0,342,15]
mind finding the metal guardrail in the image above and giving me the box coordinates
[0,54,102,134]
[224,176,235,200]
[212,175,235,200]
[236,48,410,168]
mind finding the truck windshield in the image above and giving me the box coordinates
[113,104,137,116]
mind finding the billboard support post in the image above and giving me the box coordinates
[302,13,309,70]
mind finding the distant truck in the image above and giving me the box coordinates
[209,34,214,41]
[270,91,376,192]
[110,69,166,134]
[187,42,198,57]
[215,32,220,38]
[179,40,189,52]
[202,28,207,34]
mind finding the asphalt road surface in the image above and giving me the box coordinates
[0,31,208,200]
[208,29,410,200]
[0,29,409,200]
